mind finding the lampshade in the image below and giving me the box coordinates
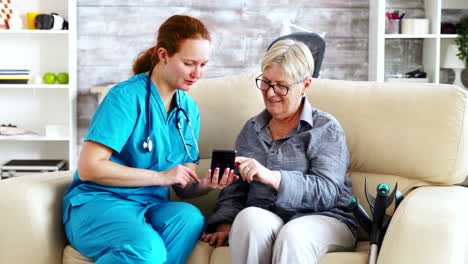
[442,44,465,69]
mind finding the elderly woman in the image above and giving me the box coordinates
[201,39,358,264]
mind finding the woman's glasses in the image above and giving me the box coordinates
[255,75,304,96]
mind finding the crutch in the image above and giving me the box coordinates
[347,180,403,264]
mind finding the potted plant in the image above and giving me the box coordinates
[454,16,468,68]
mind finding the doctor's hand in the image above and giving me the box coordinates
[236,156,282,191]
[200,167,239,190]
[159,165,200,188]
[201,223,232,247]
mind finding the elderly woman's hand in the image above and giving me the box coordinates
[201,223,232,247]
[199,167,239,190]
[235,156,282,191]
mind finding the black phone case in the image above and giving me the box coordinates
[210,149,236,180]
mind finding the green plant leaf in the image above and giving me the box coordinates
[455,16,468,68]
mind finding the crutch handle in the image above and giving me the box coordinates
[373,184,390,226]
[369,184,390,245]
[347,198,372,234]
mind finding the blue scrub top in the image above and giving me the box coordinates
[62,73,200,224]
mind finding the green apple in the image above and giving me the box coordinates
[57,72,69,84]
[43,73,57,84]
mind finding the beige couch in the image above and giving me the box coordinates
[1,73,468,264]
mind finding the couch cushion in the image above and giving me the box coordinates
[309,79,468,186]
[318,240,369,264]
[63,245,92,264]
[63,241,214,264]
[318,252,368,264]
[188,73,264,159]
[186,242,214,264]
[63,237,370,264]
[63,240,371,264]
[208,241,370,264]
[209,246,231,264]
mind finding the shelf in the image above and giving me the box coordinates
[0,30,68,35]
[440,34,458,39]
[385,34,439,39]
[384,34,459,39]
[0,84,69,89]
[369,0,467,83]
[0,0,77,169]
[0,136,69,141]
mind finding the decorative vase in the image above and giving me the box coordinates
[8,9,23,30]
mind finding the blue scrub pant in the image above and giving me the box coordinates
[64,197,205,264]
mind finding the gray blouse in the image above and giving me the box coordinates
[206,99,358,238]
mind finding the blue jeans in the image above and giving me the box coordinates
[64,197,204,264]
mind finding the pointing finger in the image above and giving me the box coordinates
[185,166,200,183]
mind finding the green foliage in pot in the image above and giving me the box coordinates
[454,16,468,68]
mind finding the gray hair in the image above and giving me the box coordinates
[261,39,314,81]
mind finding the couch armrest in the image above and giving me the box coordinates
[378,186,468,264]
[0,171,73,264]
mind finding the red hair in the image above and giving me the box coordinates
[132,15,211,75]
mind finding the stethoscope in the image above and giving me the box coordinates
[142,67,200,163]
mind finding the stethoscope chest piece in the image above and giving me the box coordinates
[143,137,153,152]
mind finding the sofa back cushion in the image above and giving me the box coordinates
[308,78,467,185]
[189,73,265,157]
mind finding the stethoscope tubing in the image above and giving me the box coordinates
[176,107,200,162]
[144,67,200,163]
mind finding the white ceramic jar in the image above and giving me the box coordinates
[401,19,429,34]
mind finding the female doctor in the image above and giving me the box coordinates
[62,15,237,264]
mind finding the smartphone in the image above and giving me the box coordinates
[210,149,236,180]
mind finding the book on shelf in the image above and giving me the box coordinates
[0,79,29,84]
[0,67,31,71]
[0,68,30,84]
[0,70,30,74]
[0,125,37,136]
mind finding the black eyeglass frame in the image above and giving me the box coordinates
[255,74,305,96]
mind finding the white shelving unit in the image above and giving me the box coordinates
[369,0,468,83]
[0,0,77,170]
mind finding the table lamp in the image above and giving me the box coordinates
[442,44,466,89]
